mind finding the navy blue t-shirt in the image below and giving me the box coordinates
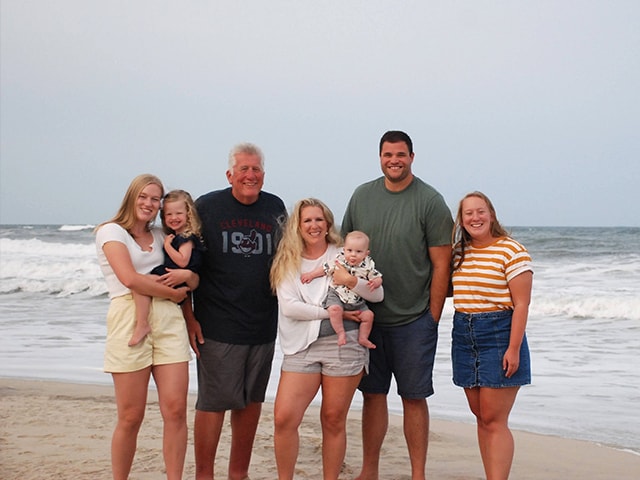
[193,188,286,345]
[150,234,203,276]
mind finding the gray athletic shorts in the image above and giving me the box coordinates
[195,338,275,412]
[281,329,368,376]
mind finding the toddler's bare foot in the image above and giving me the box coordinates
[128,325,151,347]
[359,337,376,349]
[337,333,347,346]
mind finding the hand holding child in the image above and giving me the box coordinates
[367,276,383,291]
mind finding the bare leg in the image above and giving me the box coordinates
[274,371,321,480]
[153,362,189,480]
[327,305,347,346]
[129,291,152,346]
[320,372,364,480]
[111,368,151,480]
[228,403,263,480]
[465,386,520,480]
[355,393,388,480]
[356,310,376,349]
[194,409,226,480]
[402,397,429,480]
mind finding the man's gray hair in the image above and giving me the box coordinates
[228,143,265,171]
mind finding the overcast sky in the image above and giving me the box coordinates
[1,1,638,227]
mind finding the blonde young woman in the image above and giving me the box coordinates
[95,174,198,480]
[270,198,383,480]
[451,191,533,480]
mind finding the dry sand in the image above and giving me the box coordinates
[1,378,638,479]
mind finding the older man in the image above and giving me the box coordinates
[185,143,286,480]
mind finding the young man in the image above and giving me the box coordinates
[185,143,286,480]
[342,131,453,480]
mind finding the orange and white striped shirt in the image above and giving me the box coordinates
[452,237,532,313]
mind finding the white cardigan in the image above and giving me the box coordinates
[276,244,384,355]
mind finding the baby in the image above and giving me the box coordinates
[301,230,382,348]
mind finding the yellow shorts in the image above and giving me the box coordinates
[104,294,191,373]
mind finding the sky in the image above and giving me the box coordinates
[1,1,639,227]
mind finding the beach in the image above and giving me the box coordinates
[2,225,640,477]
[1,378,638,479]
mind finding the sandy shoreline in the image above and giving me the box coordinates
[1,378,638,479]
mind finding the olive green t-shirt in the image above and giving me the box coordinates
[341,177,453,326]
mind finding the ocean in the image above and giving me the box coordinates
[1,225,639,455]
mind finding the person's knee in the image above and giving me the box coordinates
[160,397,187,423]
[320,407,346,436]
[477,409,508,430]
[274,408,300,433]
[476,415,506,434]
[362,392,387,411]
[401,397,428,416]
[363,392,385,403]
[118,406,145,431]
[361,310,374,322]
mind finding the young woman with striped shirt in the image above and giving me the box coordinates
[451,191,533,480]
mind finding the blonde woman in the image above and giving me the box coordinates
[270,198,383,480]
[95,174,198,480]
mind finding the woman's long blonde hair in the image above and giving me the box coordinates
[270,198,342,292]
[96,174,164,234]
[160,189,202,239]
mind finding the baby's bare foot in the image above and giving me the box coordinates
[128,325,151,347]
[359,338,376,349]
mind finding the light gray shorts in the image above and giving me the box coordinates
[281,329,369,376]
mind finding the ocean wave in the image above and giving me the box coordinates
[0,280,109,298]
[2,231,638,320]
[58,224,96,232]
[0,238,106,297]
[531,294,640,321]
[0,237,97,259]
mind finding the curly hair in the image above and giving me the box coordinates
[160,190,202,239]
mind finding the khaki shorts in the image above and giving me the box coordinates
[104,294,191,373]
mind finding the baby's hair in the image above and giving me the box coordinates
[160,190,202,238]
[345,230,370,248]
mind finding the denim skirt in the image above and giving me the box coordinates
[452,310,531,388]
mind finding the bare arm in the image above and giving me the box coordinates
[181,294,204,358]
[102,241,187,304]
[428,244,452,322]
[504,270,533,377]
[300,265,326,284]
[164,234,194,268]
